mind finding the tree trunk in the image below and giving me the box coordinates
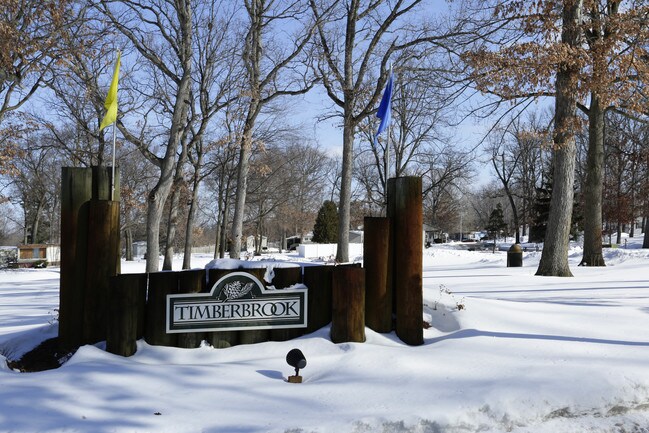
[183,173,200,270]
[229,127,253,259]
[163,143,189,270]
[125,227,133,261]
[144,1,193,273]
[336,117,354,263]
[31,198,45,243]
[535,0,582,277]
[145,186,169,273]
[214,180,224,259]
[219,198,229,259]
[162,181,182,271]
[579,92,605,266]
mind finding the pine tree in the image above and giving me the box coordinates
[486,204,508,241]
[530,180,552,243]
[313,201,338,243]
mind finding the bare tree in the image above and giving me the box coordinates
[310,0,459,262]
[228,0,317,258]
[96,0,194,272]
[355,58,462,212]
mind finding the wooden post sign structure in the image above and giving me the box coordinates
[59,166,120,352]
[60,171,423,356]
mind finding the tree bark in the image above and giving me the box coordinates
[536,0,582,277]
[229,125,255,258]
[124,227,133,261]
[183,169,201,269]
[580,91,606,266]
[163,139,189,270]
[162,181,182,271]
[336,108,354,263]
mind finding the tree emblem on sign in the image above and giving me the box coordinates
[219,281,255,302]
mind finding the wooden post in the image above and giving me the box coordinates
[364,216,392,333]
[59,168,92,351]
[83,200,120,344]
[303,265,333,333]
[270,266,303,341]
[60,166,120,351]
[238,268,270,345]
[388,176,424,346]
[92,166,119,201]
[106,273,147,357]
[145,271,178,347]
[176,269,206,348]
[330,266,365,343]
[206,269,239,348]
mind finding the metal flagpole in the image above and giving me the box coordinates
[384,64,392,216]
[111,122,116,201]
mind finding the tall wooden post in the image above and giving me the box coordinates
[59,167,120,351]
[363,217,392,333]
[59,168,92,351]
[388,176,424,346]
[83,200,120,344]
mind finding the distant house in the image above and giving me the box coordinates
[349,230,364,243]
[131,241,147,258]
[246,235,267,252]
[12,244,60,268]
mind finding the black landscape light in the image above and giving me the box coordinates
[286,348,306,383]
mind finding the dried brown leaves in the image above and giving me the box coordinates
[463,1,649,116]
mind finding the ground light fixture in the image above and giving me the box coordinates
[286,348,306,383]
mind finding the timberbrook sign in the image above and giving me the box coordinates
[166,272,308,333]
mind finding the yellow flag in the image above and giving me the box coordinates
[99,51,121,130]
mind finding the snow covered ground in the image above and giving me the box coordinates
[1,238,649,432]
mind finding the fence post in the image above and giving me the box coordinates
[106,273,147,357]
[388,176,424,346]
[363,216,392,333]
[303,265,333,333]
[270,266,303,341]
[176,269,206,348]
[145,271,178,347]
[206,269,239,348]
[330,266,365,343]
[238,268,270,345]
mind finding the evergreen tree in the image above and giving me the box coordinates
[313,201,338,243]
[530,180,552,243]
[486,203,508,241]
[530,168,582,244]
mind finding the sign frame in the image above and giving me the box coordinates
[166,271,308,334]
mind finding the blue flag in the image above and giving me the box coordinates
[374,71,394,145]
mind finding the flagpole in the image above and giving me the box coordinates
[375,64,393,216]
[386,64,392,182]
[111,122,116,201]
